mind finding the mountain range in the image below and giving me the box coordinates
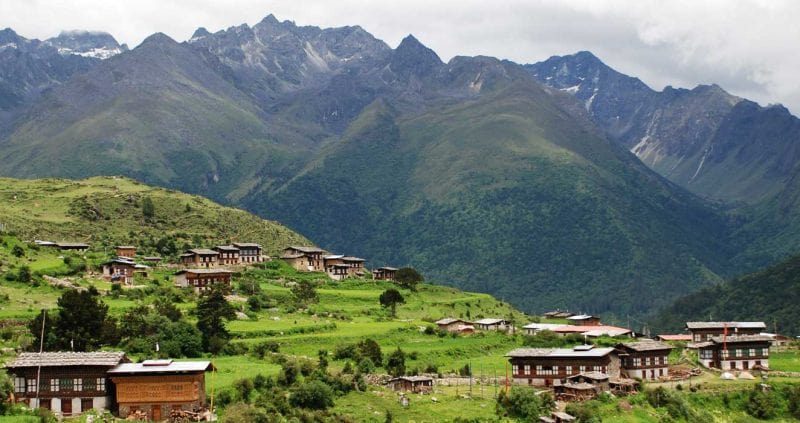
[0,15,798,321]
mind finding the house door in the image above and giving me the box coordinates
[61,398,72,415]
[152,406,161,420]
[743,361,749,370]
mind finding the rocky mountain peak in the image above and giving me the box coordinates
[390,34,443,77]
[139,32,179,47]
[190,27,212,41]
[46,30,126,59]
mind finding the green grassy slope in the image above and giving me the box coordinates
[253,81,732,318]
[0,176,308,255]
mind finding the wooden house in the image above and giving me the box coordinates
[434,317,475,332]
[341,256,366,277]
[232,243,263,263]
[101,258,137,285]
[566,315,601,326]
[108,359,214,420]
[552,325,631,338]
[685,321,766,343]
[555,372,609,401]
[115,246,136,258]
[523,323,565,335]
[282,246,326,271]
[213,245,240,265]
[387,376,434,393]
[175,269,233,293]
[506,345,620,387]
[616,340,672,380]
[373,267,398,280]
[473,318,511,332]
[322,255,346,280]
[179,249,219,268]
[5,351,128,417]
[696,334,772,371]
[55,242,90,252]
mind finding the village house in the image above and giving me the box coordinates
[554,372,609,401]
[115,246,136,258]
[655,334,693,342]
[213,245,240,266]
[55,242,90,252]
[473,318,511,332]
[5,351,128,416]
[282,246,327,271]
[552,325,632,338]
[435,318,474,333]
[179,249,219,268]
[566,315,601,326]
[506,345,620,387]
[322,255,347,280]
[108,359,214,420]
[387,376,434,393]
[174,269,233,293]
[233,242,263,263]
[616,340,672,380]
[685,321,766,343]
[101,258,147,285]
[342,256,366,276]
[696,335,772,371]
[373,266,398,280]
[523,323,565,335]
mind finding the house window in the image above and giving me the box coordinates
[59,378,73,391]
[84,378,96,392]
[633,358,641,367]
[512,365,519,375]
[566,366,573,374]
[749,348,756,357]
[593,366,602,372]
[579,366,586,373]
[97,378,105,392]
[762,348,769,357]
[14,378,25,393]
[524,365,530,375]
[645,357,651,366]
[700,349,713,359]
[27,379,36,393]
[50,379,59,392]
[721,350,729,359]
[733,349,740,358]
[74,378,82,392]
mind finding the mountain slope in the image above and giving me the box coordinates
[0,33,303,201]
[253,62,732,316]
[0,176,308,254]
[527,52,800,204]
[653,253,800,336]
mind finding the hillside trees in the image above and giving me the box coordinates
[395,267,424,290]
[379,288,405,318]
[28,287,119,351]
[196,284,236,354]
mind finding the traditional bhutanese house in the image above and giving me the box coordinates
[616,340,672,380]
[387,376,434,393]
[696,335,771,371]
[373,266,398,280]
[115,246,136,258]
[55,242,90,252]
[655,334,692,342]
[685,321,766,343]
[108,359,214,420]
[435,318,471,333]
[174,269,233,293]
[473,318,511,332]
[322,255,346,280]
[506,345,620,387]
[341,256,366,277]
[213,245,240,265]
[5,351,128,417]
[523,323,564,335]
[566,315,601,326]
[760,332,793,347]
[552,325,632,338]
[552,311,574,319]
[179,249,219,268]
[283,246,326,270]
[102,258,137,285]
[232,242,263,263]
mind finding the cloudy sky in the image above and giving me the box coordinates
[3,0,799,113]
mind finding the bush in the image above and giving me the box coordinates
[357,358,375,374]
[11,245,24,258]
[745,386,779,420]
[252,341,280,357]
[289,380,335,410]
[496,388,555,420]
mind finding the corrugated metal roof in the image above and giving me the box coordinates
[435,318,464,325]
[6,351,127,368]
[657,334,692,341]
[709,335,773,344]
[286,246,323,253]
[376,266,398,271]
[233,243,261,248]
[108,360,213,374]
[522,323,564,330]
[685,321,766,330]
[506,347,615,358]
[474,318,510,325]
[187,248,219,256]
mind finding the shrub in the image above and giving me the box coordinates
[289,380,335,410]
[496,388,555,420]
[357,358,375,374]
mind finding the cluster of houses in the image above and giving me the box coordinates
[5,352,213,420]
[280,245,398,281]
[502,320,774,402]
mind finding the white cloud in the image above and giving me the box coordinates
[1,0,799,112]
